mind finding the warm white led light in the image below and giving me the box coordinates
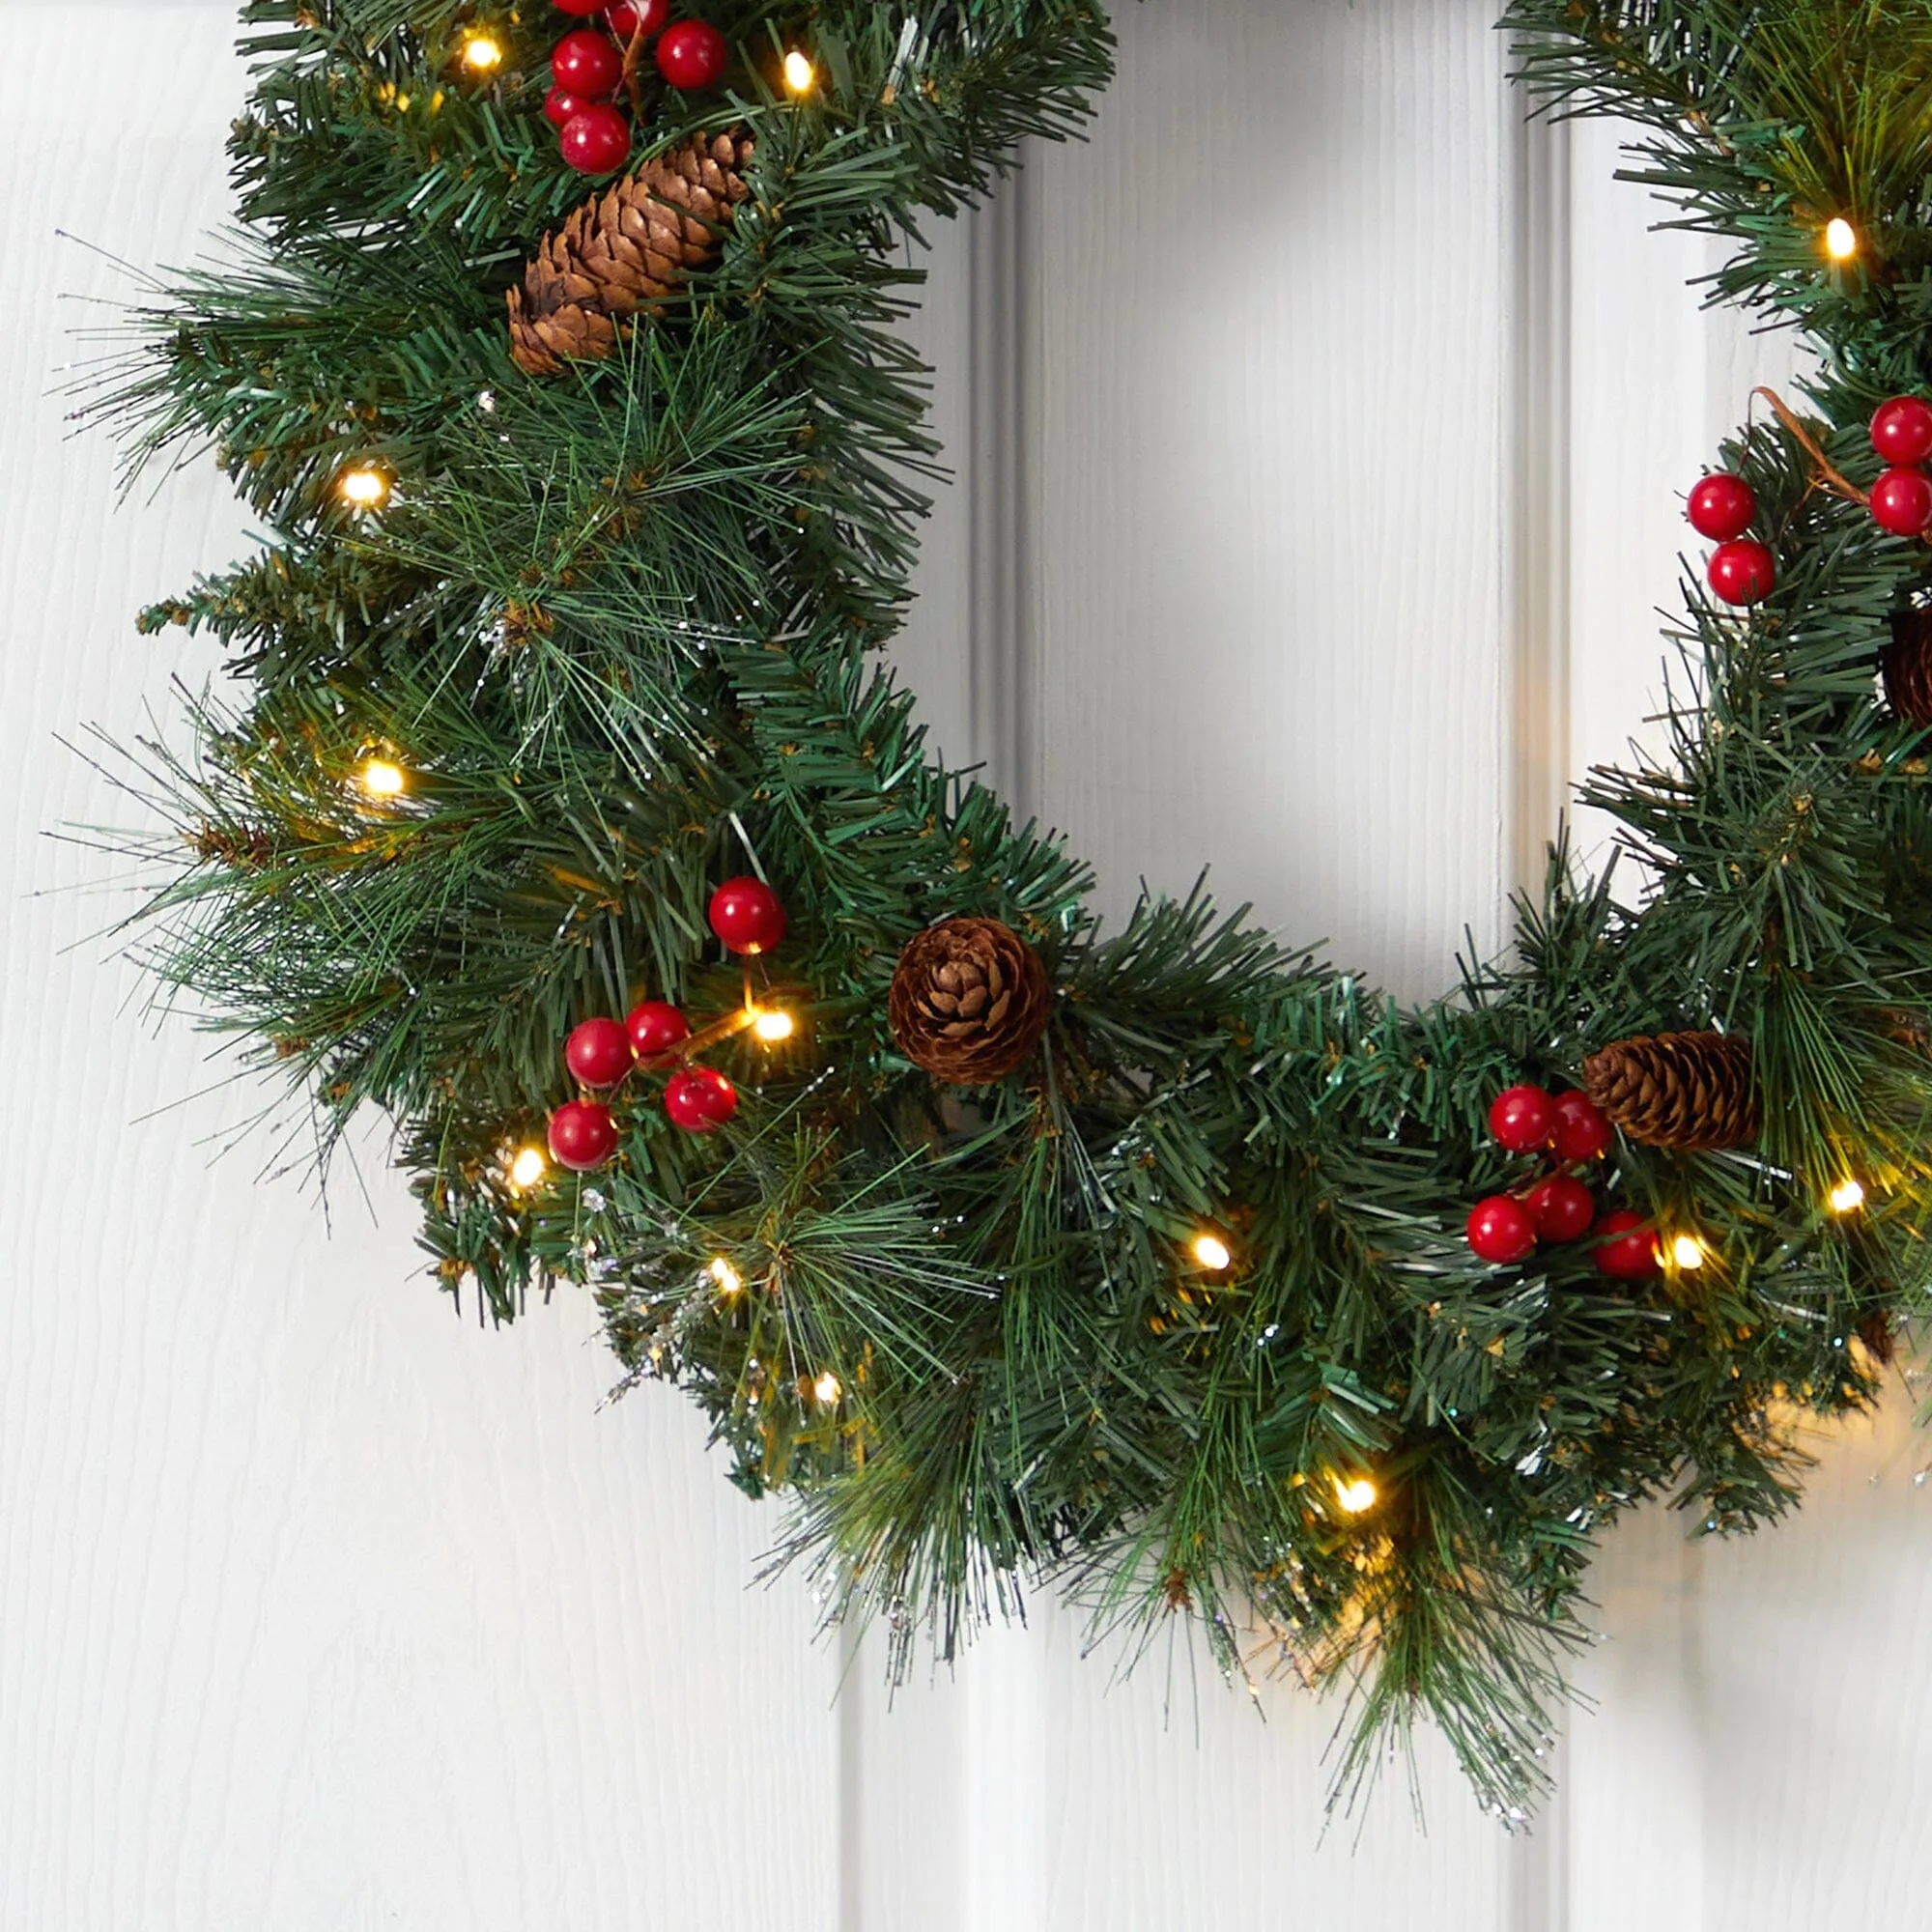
[337,465,390,508]
[782,49,815,94]
[1191,1233,1233,1271]
[358,757,407,799]
[812,1370,842,1406]
[1671,1234,1706,1271]
[751,1008,795,1042]
[1829,1178,1865,1214]
[1825,216,1858,261]
[509,1146,547,1188]
[1335,1477,1378,1515]
[461,33,503,71]
[709,1256,743,1294]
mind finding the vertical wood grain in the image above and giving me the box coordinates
[1693,1394,1932,1925]
[1026,0,1513,1004]
[1506,103,1573,905]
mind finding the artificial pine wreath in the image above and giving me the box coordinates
[89,0,1932,1818]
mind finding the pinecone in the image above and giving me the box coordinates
[507,130,754,376]
[1882,606,1932,726]
[1856,1307,1896,1367]
[888,917,1052,1084]
[1581,1031,1759,1153]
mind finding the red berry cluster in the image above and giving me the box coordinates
[1686,471,1775,607]
[1865,396,1932,538]
[1689,394,1932,605]
[542,876,787,1172]
[1464,1084,1659,1280]
[545,0,731,175]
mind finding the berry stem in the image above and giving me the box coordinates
[1751,384,1869,508]
[622,17,649,119]
[668,972,765,1061]
[674,1008,755,1058]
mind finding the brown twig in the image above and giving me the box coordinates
[667,967,776,1061]
[622,18,649,121]
[672,1003,762,1060]
[1752,384,1868,507]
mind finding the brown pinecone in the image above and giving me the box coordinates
[1581,1031,1759,1153]
[1856,1307,1896,1366]
[507,130,754,376]
[1883,607,1932,726]
[889,917,1052,1084]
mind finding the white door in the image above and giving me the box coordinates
[3,4,1925,1927]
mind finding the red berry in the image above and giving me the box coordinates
[1550,1091,1613,1163]
[625,998,691,1065]
[1593,1210,1661,1281]
[1871,396,1932,468]
[605,0,668,35]
[554,0,608,14]
[1467,1195,1538,1265]
[1870,467,1932,538]
[565,1016,634,1088]
[1488,1083,1555,1153]
[559,104,631,174]
[1524,1175,1596,1244]
[708,876,787,954]
[665,1065,737,1132]
[1686,472,1756,543]
[553,27,624,96]
[1708,538,1776,606]
[544,84,589,127]
[548,1099,619,1172]
[655,18,728,89]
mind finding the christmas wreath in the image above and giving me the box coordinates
[94,0,1932,1817]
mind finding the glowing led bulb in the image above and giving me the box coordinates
[782,49,815,94]
[1335,1476,1378,1515]
[358,757,407,799]
[751,1008,795,1042]
[1191,1233,1233,1272]
[461,33,503,71]
[1825,217,1858,262]
[1671,1234,1707,1271]
[337,465,389,509]
[812,1370,842,1406]
[509,1145,547,1188]
[1829,1178,1865,1214]
[709,1256,743,1294]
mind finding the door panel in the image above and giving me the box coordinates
[1025,0,1513,1002]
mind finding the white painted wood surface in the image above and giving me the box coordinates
[3,3,1927,1928]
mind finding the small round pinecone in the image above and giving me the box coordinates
[1883,607,1932,727]
[1581,1031,1759,1152]
[507,130,754,376]
[889,917,1051,1084]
